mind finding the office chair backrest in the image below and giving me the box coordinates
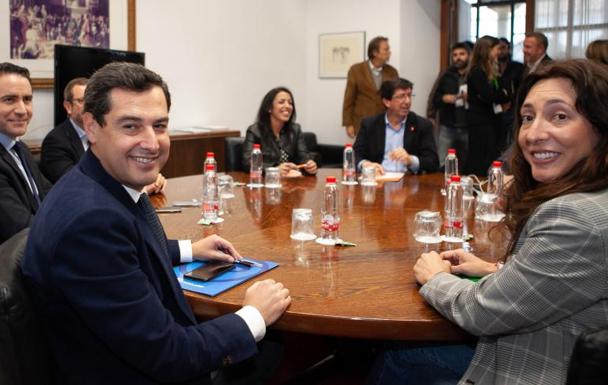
[566,327,608,385]
[224,137,245,172]
[0,228,52,385]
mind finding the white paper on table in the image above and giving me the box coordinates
[375,172,405,182]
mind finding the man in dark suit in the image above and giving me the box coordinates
[22,62,291,384]
[0,62,52,244]
[342,36,399,138]
[522,31,553,79]
[40,77,167,192]
[353,78,439,175]
[40,77,87,183]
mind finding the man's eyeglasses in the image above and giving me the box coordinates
[71,98,85,105]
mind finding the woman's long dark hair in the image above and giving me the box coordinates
[255,86,297,137]
[504,59,608,255]
[467,36,499,81]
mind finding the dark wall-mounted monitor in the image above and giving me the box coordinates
[53,44,145,126]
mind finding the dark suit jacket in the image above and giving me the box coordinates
[242,122,313,171]
[342,61,399,135]
[22,151,256,385]
[522,54,553,79]
[353,112,439,174]
[40,119,85,183]
[0,142,52,244]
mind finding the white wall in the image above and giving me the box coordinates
[399,0,441,119]
[23,0,441,147]
[137,0,307,133]
[304,0,401,145]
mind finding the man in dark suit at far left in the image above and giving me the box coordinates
[0,62,52,244]
[40,77,88,183]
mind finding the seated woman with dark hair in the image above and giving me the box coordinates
[370,59,608,385]
[243,87,317,176]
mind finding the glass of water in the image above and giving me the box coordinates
[265,167,281,188]
[413,210,442,244]
[290,208,316,241]
[218,174,235,199]
[360,166,377,186]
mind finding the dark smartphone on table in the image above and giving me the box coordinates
[184,262,235,282]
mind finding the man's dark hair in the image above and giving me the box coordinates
[499,37,510,47]
[367,36,388,61]
[84,62,171,125]
[525,31,549,50]
[0,62,31,85]
[380,78,413,100]
[64,77,88,102]
[452,42,471,53]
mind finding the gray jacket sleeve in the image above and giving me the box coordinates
[420,192,608,337]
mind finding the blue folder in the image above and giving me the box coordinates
[173,259,279,297]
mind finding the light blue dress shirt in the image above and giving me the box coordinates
[70,118,88,151]
[381,115,420,173]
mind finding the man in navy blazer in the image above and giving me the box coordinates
[0,62,52,244]
[22,62,291,384]
[39,77,167,192]
[353,78,439,175]
[40,77,88,183]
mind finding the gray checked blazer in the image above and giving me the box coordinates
[421,188,608,385]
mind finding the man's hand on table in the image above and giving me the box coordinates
[244,279,291,326]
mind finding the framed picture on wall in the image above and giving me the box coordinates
[1,0,136,89]
[319,31,365,79]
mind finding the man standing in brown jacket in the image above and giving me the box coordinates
[342,36,399,138]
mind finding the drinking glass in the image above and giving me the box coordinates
[265,167,281,188]
[475,192,505,222]
[218,174,235,199]
[360,166,377,186]
[290,208,316,241]
[413,210,442,244]
[460,176,475,218]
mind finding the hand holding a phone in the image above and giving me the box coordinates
[192,234,242,263]
[244,279,291,326]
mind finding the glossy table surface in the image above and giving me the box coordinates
[155,169,508,341]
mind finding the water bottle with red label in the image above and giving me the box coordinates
[318,176,340,245]
[445,174,464,241]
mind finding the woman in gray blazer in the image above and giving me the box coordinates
[370,59,608,385]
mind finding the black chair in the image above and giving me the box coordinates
[224,133,343,171]
[224,136,246,172]
[301,132,343,168]
[0,228,52,385]
[566,327,608,385]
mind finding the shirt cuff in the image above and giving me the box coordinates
[178,240,193,263]
[235,305,266,342]
[408,155,420,173]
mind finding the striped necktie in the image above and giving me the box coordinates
[137,193,169,257]
[12,142,41,207]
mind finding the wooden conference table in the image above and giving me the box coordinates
[156,169,509,342]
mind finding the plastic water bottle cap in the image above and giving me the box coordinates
[253,144,261,149]
[448,149,456,154]
[345,144,352,148]
[492,160,502,167]
[450,175,461,182]
[326,176,337,183]
[206,152,214,158]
